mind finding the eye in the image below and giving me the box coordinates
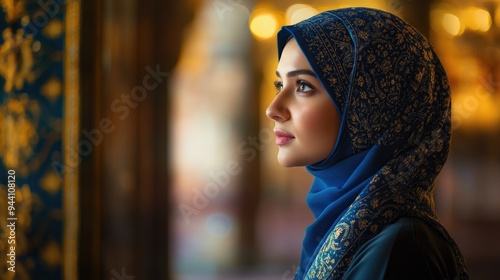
[297,80,313,94]
[274,80,283,93]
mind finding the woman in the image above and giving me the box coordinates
[266,7,468,279]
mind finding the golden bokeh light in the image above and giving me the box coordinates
[442,13,462,36]
[285,4,319,25]
[249,10,279,40]
[465,7,491,32]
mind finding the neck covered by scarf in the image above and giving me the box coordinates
[276,7,468,279]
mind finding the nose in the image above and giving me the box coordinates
[266,93,289,122]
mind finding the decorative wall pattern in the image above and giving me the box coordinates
[0,0,79,279]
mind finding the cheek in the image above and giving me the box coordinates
[295,103,339,151]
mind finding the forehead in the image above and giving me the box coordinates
[277,38,312,74]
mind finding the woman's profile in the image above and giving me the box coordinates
[266,7,468,279]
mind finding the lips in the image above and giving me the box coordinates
[274,129,295,145]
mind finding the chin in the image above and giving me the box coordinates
[278,161,297,167]
[277,154,305,167]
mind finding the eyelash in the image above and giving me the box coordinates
[273,80,314,95]
[274,81,283,93]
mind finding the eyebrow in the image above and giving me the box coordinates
[276,69,317,78]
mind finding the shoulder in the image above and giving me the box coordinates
[343,217,460,280]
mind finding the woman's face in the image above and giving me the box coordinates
[266,38,341,167]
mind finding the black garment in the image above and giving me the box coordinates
[344,217,460,280]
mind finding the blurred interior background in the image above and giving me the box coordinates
[1,0,499,279]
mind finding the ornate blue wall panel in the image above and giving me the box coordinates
[0,1,79,279]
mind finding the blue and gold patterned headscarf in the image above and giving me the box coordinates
[277,7,468,279]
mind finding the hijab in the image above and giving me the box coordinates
[276,7,468,279]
